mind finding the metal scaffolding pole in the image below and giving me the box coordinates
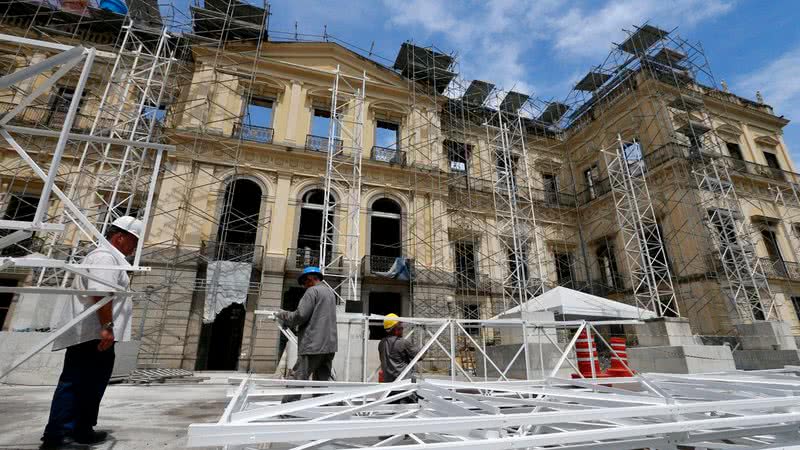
[320,66,367,305]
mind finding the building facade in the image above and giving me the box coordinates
[1,3,798,374]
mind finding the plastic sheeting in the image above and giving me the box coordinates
[203,261,252,323]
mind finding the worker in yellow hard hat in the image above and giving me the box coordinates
[378,313,418,388]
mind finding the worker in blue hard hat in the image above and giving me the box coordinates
[274,266,337,402]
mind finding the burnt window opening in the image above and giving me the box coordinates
[454,240,478,288]
[726,142,743,160]
[554,251,574,286]
[1,194,39,256]
[445,140,471,173]
[216,179,261,248]
[370,198,402,261]
[596,242,620,289]
[375,120,400,150]
[297,189,335,266]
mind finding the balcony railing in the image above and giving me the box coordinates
[455,272,493,292]
[286,247,342,271]
[759,257,800,280]
[201,240,263,264]
[371,146,406,165]
[233,122,273,144]
[0,101,116,133]
[361,254,406,276]
[306,134,344,153]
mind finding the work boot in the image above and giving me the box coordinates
[73,429,108,445]
[39,435,70,449]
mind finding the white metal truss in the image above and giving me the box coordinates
[0,33,171,274]
[258,311,638,385]
[0,32,172,379]
[692,143,775,322]
[770,182,800,276]
[485,109,545,312]
[604,136,679,317]
[320,65,367,304]
[188,366,800,449]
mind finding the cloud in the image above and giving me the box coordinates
[548,0,735,58]
[735,43,800,158]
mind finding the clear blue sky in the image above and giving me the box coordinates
[221,1,800,162]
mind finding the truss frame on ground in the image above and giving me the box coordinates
[187,367,800,449]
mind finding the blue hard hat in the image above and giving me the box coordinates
[298,266,323,285]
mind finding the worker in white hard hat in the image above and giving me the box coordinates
[42,216,143,448]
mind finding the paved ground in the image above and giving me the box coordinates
[0,380,231,449]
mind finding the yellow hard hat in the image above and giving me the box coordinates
[384,313,400,330]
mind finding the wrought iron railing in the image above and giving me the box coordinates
[286,247,342,271]
[361,254,402,275]
[233,122,273,144]
[370,146,405,165]
[759,257,800,280]
[305,134,343,153]
[0,101,116,133]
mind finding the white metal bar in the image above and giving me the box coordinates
[33,48,96,225]
[3,125,176,151]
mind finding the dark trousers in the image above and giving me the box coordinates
[43,340,115,439]
[282,353,334,403]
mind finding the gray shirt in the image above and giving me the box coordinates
[281,283,337,355]
[378,335,417,382]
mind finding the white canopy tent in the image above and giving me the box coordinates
[496,286,657,320]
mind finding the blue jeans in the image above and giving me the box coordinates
[43,339,115,439]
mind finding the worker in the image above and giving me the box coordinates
[41,216,143,449]
[378,313,418,384]
[275,266,337,402]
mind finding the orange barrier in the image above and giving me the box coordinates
[606,336,635,377]
[573,328,603,378]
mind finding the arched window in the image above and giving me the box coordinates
[296,188,335,267]
[216,178,262,259]
[369,198,402,271]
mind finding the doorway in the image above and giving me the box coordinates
[368,292,402,340]
[204,303,246,370]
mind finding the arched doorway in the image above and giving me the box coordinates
[296,188,335,267]
[200,178,262,371]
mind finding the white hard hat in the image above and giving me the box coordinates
[111,216,144,240]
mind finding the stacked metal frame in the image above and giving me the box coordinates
[187,365,800,449]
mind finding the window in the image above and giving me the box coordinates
[543,173,559,205]
[726,142,743,160]
[596,243,620,288]
[1,194,39,256]
[763,151,782,170]
[496,152,518,188]
[369,198,402,272]
[237,97,274,143]
[791,296,800,322]
[454,240,478,288]
[244,97,273,128]
[446,140,471,173]
[507,246,529,288]
[793,223,800,240]
[554,252,574,286]
[296,189,335,267]
[375,120,400,150]
[50,87,82,113]
[311,108,332,137]
[584,165,598,199]
[761,228,787,277]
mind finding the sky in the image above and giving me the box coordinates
[259,1,800,161]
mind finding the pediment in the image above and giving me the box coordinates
[715,123,743,137]
[754,135,780,147]
[262,42,410,92]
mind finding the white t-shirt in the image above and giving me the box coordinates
[52,247,132,351]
